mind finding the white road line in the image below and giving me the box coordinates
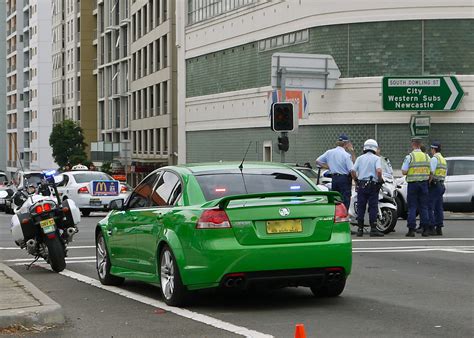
[13,260,96,265]
[354,249,474,253]
[353,238,474,242]
[0,245,95,250]
[354,246,474,250]
[52,269,272,338]
[5,256,96,263]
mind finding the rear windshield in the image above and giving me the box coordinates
[0,174,8,183]
[195,169,315,201]
[24,173,44,186]
[73,172,113,183]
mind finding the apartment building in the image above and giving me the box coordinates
[0,0,6,172]
[177,0,473,166]
[93,0,131,175]
[51,0,97,156]
[129,0,177,184]
[6,0,54,176]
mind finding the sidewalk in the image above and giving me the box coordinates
[0,263,64,329]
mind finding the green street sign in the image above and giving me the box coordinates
[410,115,430,137]
[382,76,464,111]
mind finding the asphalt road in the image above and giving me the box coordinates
[0,211,473,337]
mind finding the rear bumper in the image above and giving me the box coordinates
[219,267,345,290]
[72,193,129,209]
[181,231,352,290]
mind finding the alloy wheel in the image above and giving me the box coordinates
[160,250,175,300]
[96,236,108,280]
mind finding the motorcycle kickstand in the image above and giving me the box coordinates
[25,256,40,270]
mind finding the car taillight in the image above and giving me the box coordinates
[120,185,128,193]
[35,205,44,214]
[334,203,348,223]
[78,186,89,194]
[43,203,52,212]
[196,209,231,229]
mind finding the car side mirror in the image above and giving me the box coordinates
[109,199,124,211]
[53,175,64,185]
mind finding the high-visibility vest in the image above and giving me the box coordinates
[406,151,430,182]
[433,153,447,181]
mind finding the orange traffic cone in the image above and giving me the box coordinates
[294,323,307,338]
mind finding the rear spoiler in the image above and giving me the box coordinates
[207,191,342,210]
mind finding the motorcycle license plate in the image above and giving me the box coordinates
[40,218,56,234]
[266,219,302,234]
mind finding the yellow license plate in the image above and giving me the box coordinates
[40,218,55,228]
[266,219,302,234]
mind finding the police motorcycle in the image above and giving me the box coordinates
[348,152,398,234]
[0,171,81,272]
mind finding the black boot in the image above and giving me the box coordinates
[436,227,443,236]
[357,227,363,237]
[406,229,415,237]
[370,224,384,237]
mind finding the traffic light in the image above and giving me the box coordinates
[271,102,294,132]
[278,136,289,152]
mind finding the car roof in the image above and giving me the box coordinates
[179,162,293,173]
[64,170,109,175]
[445,156,474,160]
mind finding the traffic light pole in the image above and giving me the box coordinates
[280,69,287,163]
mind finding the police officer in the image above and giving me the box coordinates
[401,137,431,237]
[351,139,384,237]
[316,134,354,209]
[428,141,447,236]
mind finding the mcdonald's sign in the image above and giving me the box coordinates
[92,180,119,196]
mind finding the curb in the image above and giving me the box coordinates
[0,263,65,329]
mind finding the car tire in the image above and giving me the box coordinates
[96,232,124,286]
[159,245,188,307]
[81,209,91,217]
[311,279,346,297]
[377,207,398,234]
[45,236,66,273]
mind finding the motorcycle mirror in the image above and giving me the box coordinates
[0,191,8,199]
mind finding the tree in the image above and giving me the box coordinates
[49,120,87,168]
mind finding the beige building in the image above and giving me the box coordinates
[51,0,97,157]
[92,0,131,173]
[129,0,177,184]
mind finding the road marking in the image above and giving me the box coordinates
[50,269,272,338]
[5,256,96,263]
[353,238,474,242]
[354,245,474,253]
[0,245,95,250]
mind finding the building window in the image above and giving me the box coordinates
[187,0,256,25]
[258,29,309,52]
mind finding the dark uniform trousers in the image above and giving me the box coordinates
[357,181,380,225]
[407,181,430,230]
[332,174,352,209]
[428,181,445,228]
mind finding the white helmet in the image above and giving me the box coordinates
[363,139,378,152]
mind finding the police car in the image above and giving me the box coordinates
[56,167,131,216]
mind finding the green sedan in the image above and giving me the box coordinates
[95,162,352,306]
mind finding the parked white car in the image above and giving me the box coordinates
[395,156,474,216]
[56,171,131,216]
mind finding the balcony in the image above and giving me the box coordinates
[24,120,30,128]
[7,160,17,168]
[7,7,16,17]
[7,84,17,92]
[7,122,17,129]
